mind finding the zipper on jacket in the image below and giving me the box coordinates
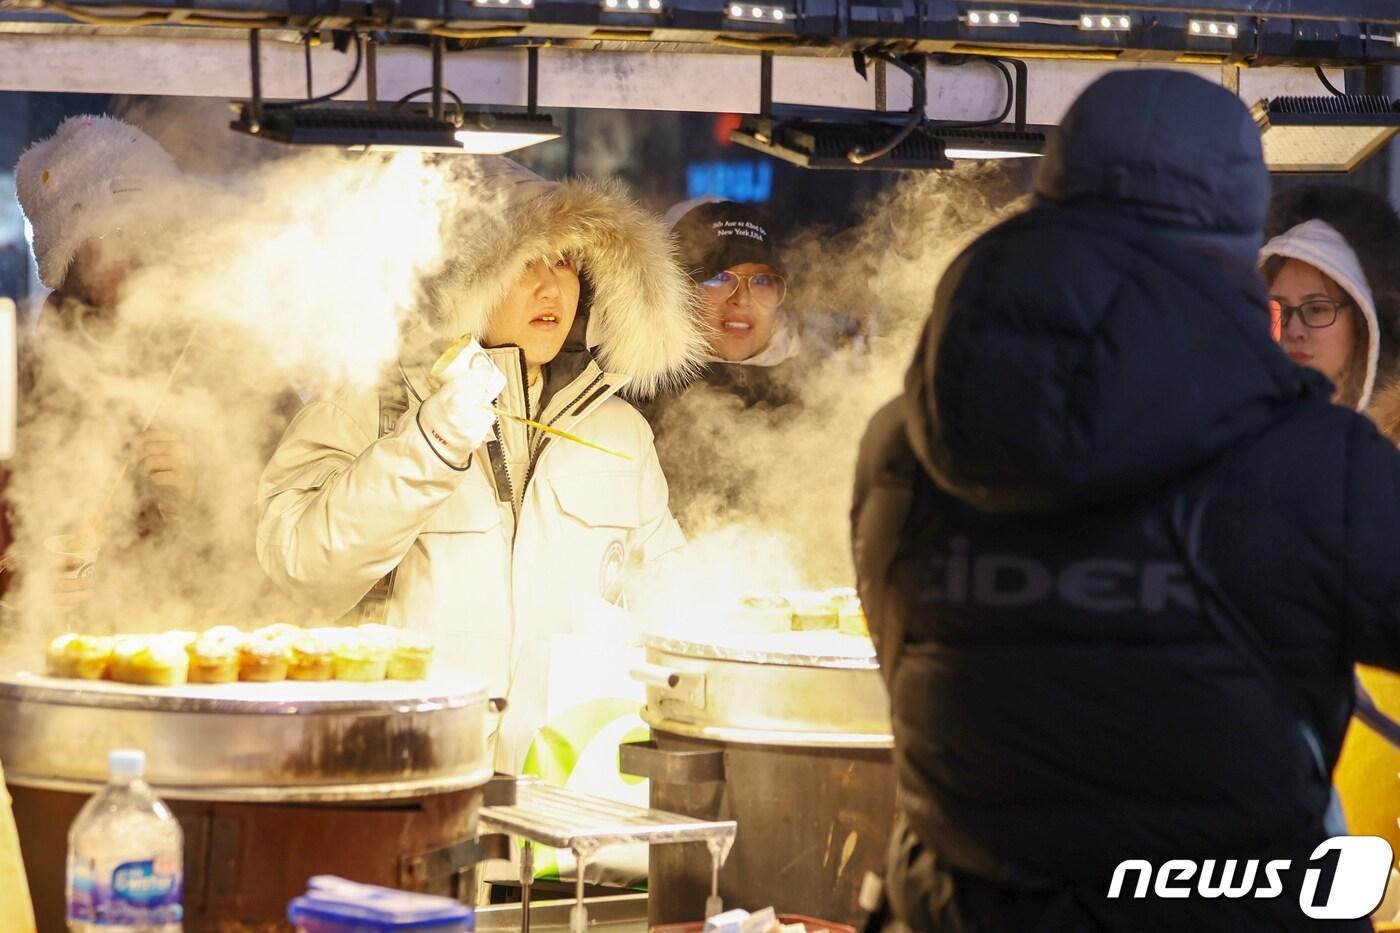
[487,348,532,526]
[523,372,606,491]
[489,420,517,521]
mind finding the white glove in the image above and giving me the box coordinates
[417,338,506,467]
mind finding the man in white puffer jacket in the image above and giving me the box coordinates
[256,158,706,772]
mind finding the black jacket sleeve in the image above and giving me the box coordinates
[1343,414,1400,671]
[852,398,924,682]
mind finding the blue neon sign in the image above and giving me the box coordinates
[686,161,773,203]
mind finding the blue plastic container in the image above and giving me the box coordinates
[287,876,474,933]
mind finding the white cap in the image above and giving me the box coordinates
[108,748,146,779]
[14,114,181,289]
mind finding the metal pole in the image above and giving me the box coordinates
[706,840,723,918]
[760,51,773,118]
[1009,57,1027,131]
[519,841,534,933]
[366,36,378,110]
[527,46,539,114]
[248,29,263,132]
[432,35,445,121]
[304,34,314,98]
[569,853,588,933]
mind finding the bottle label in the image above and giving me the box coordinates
[68,856,183,926]
[67,856,97,922]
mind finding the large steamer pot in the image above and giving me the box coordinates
[0,674,492,800]
[0,674,495,932]
[624,632,895,928]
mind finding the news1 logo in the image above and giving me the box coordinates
[1107,837,1394,920]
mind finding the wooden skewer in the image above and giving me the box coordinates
[493,408,632,461]
[435,335,633,461]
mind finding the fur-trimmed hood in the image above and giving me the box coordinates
[427,157,705,399]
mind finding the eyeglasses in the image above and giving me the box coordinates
[700,271,787,307]
[1270,297,1351,330]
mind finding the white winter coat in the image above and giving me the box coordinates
[256,159,705,771]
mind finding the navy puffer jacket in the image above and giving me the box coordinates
[853,70,1400,930]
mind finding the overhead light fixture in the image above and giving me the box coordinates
[231,105,465,151]
[726,3,786,22]
[231,33,560,155]
[964,10,1019,27]
[944,148,1039,159]
[732,115,954,171]
[1253,95,1400,173]
[231,107,560,154]
[926,126,1046,160]
[1188,18,1238,38]
[1079,13,1129,31]
[454,111,561,153]
[474,0,535,7]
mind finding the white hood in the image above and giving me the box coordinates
[1261,218,1380,410]
[427,157,706,399]
[14,114,181,289]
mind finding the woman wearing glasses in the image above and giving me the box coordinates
[639,199,801,525]
[1261,188,1400,412]
[1261,187,1400,915]
[661,198,796,397]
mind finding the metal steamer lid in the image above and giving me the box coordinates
[0,672,488,713]
[638,632,893,749]
[0,673,495,801]
[640,631,879,670]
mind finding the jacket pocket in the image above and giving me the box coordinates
[261,464,344,502]
[421,480,503,533]
[550,472,642,529]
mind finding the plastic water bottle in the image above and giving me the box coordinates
[66,750,183,932]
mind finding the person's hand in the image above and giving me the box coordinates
[418,338,506,466]
[136,430,196,520]
[42,535,98,609]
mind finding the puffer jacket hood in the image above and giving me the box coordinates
[1036,69,1269,265]
[426,157,707,399]
[1260,219,1380,409]
[907,70,1319,514]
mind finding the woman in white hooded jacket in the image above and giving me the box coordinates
[1261,186,1400,412]
[256,158,705,772]
[1260,186,1400,908]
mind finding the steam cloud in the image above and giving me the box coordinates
[1,102,1027,664]
[634,164,1029,633]
[3,142,463,660]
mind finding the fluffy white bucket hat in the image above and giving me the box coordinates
[15,114,180,289]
